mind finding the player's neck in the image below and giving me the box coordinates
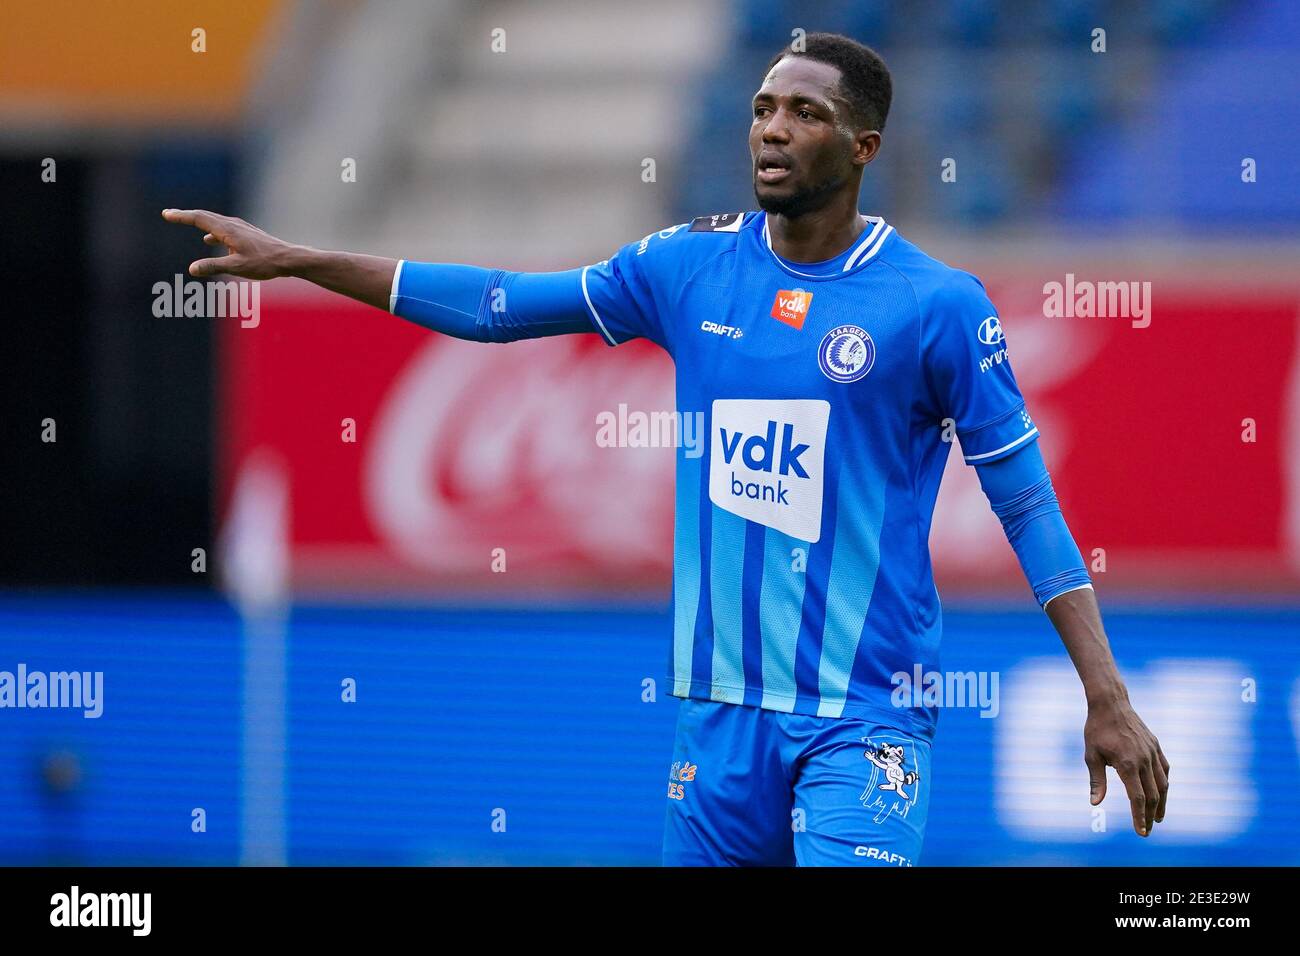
[765,200,868,264]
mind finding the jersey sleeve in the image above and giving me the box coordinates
[922,270,1039,464]
[579,224,688,350]
[973,439,1092,607]
[390,261,597,342]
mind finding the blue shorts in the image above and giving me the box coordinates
[663,697,932,866]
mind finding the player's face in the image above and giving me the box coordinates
[750,57,859,218]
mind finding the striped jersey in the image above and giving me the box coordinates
[579,211,1038,738]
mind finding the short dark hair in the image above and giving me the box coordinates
[763,33,892,131]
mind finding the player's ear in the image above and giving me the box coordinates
[854,128,881,167]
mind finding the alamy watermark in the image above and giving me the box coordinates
[152,274,260,328]
[891,665,1000,718]
[0,664,103,718]
[50,886,150,936]
[595,403,705,458]
[1043,273,1151,328]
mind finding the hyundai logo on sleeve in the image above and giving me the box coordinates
[977,316,1004,345]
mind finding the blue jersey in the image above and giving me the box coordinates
[579,211,1038,738]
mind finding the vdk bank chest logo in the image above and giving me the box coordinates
[770,288,813,330]
[709,399,830,542]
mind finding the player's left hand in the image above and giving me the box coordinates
[1083,700,1169,837]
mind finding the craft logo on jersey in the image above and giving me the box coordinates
[818,324,876,383]
[709,399,830,542]
[771,288,813,330]
[860,734,922,824]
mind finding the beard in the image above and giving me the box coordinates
[753,169,847,219]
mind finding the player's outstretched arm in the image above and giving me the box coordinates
[162,208,397,311]
[162,207,604,342]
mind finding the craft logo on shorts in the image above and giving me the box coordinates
[818,324,876,382]
[853,845,914,866]
[771,288,813,329]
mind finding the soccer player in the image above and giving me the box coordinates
[164,32,1168,866]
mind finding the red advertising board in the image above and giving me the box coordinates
[220,269,1300,598]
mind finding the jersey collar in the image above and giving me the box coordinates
[758,211,895,280]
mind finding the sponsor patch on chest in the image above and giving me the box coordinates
[771,288,813,329]
[709,399,829,542]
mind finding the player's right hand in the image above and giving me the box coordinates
[161,208,294,280]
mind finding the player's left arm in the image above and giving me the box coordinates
[924,268,1169,838]
[1045,585,1170,838]
[973,443,1170,838]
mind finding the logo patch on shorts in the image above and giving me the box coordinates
[668,760,698,800]
[818,325,876,383]
[860,734,922,824]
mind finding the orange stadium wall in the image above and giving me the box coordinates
[0,0,285,125]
